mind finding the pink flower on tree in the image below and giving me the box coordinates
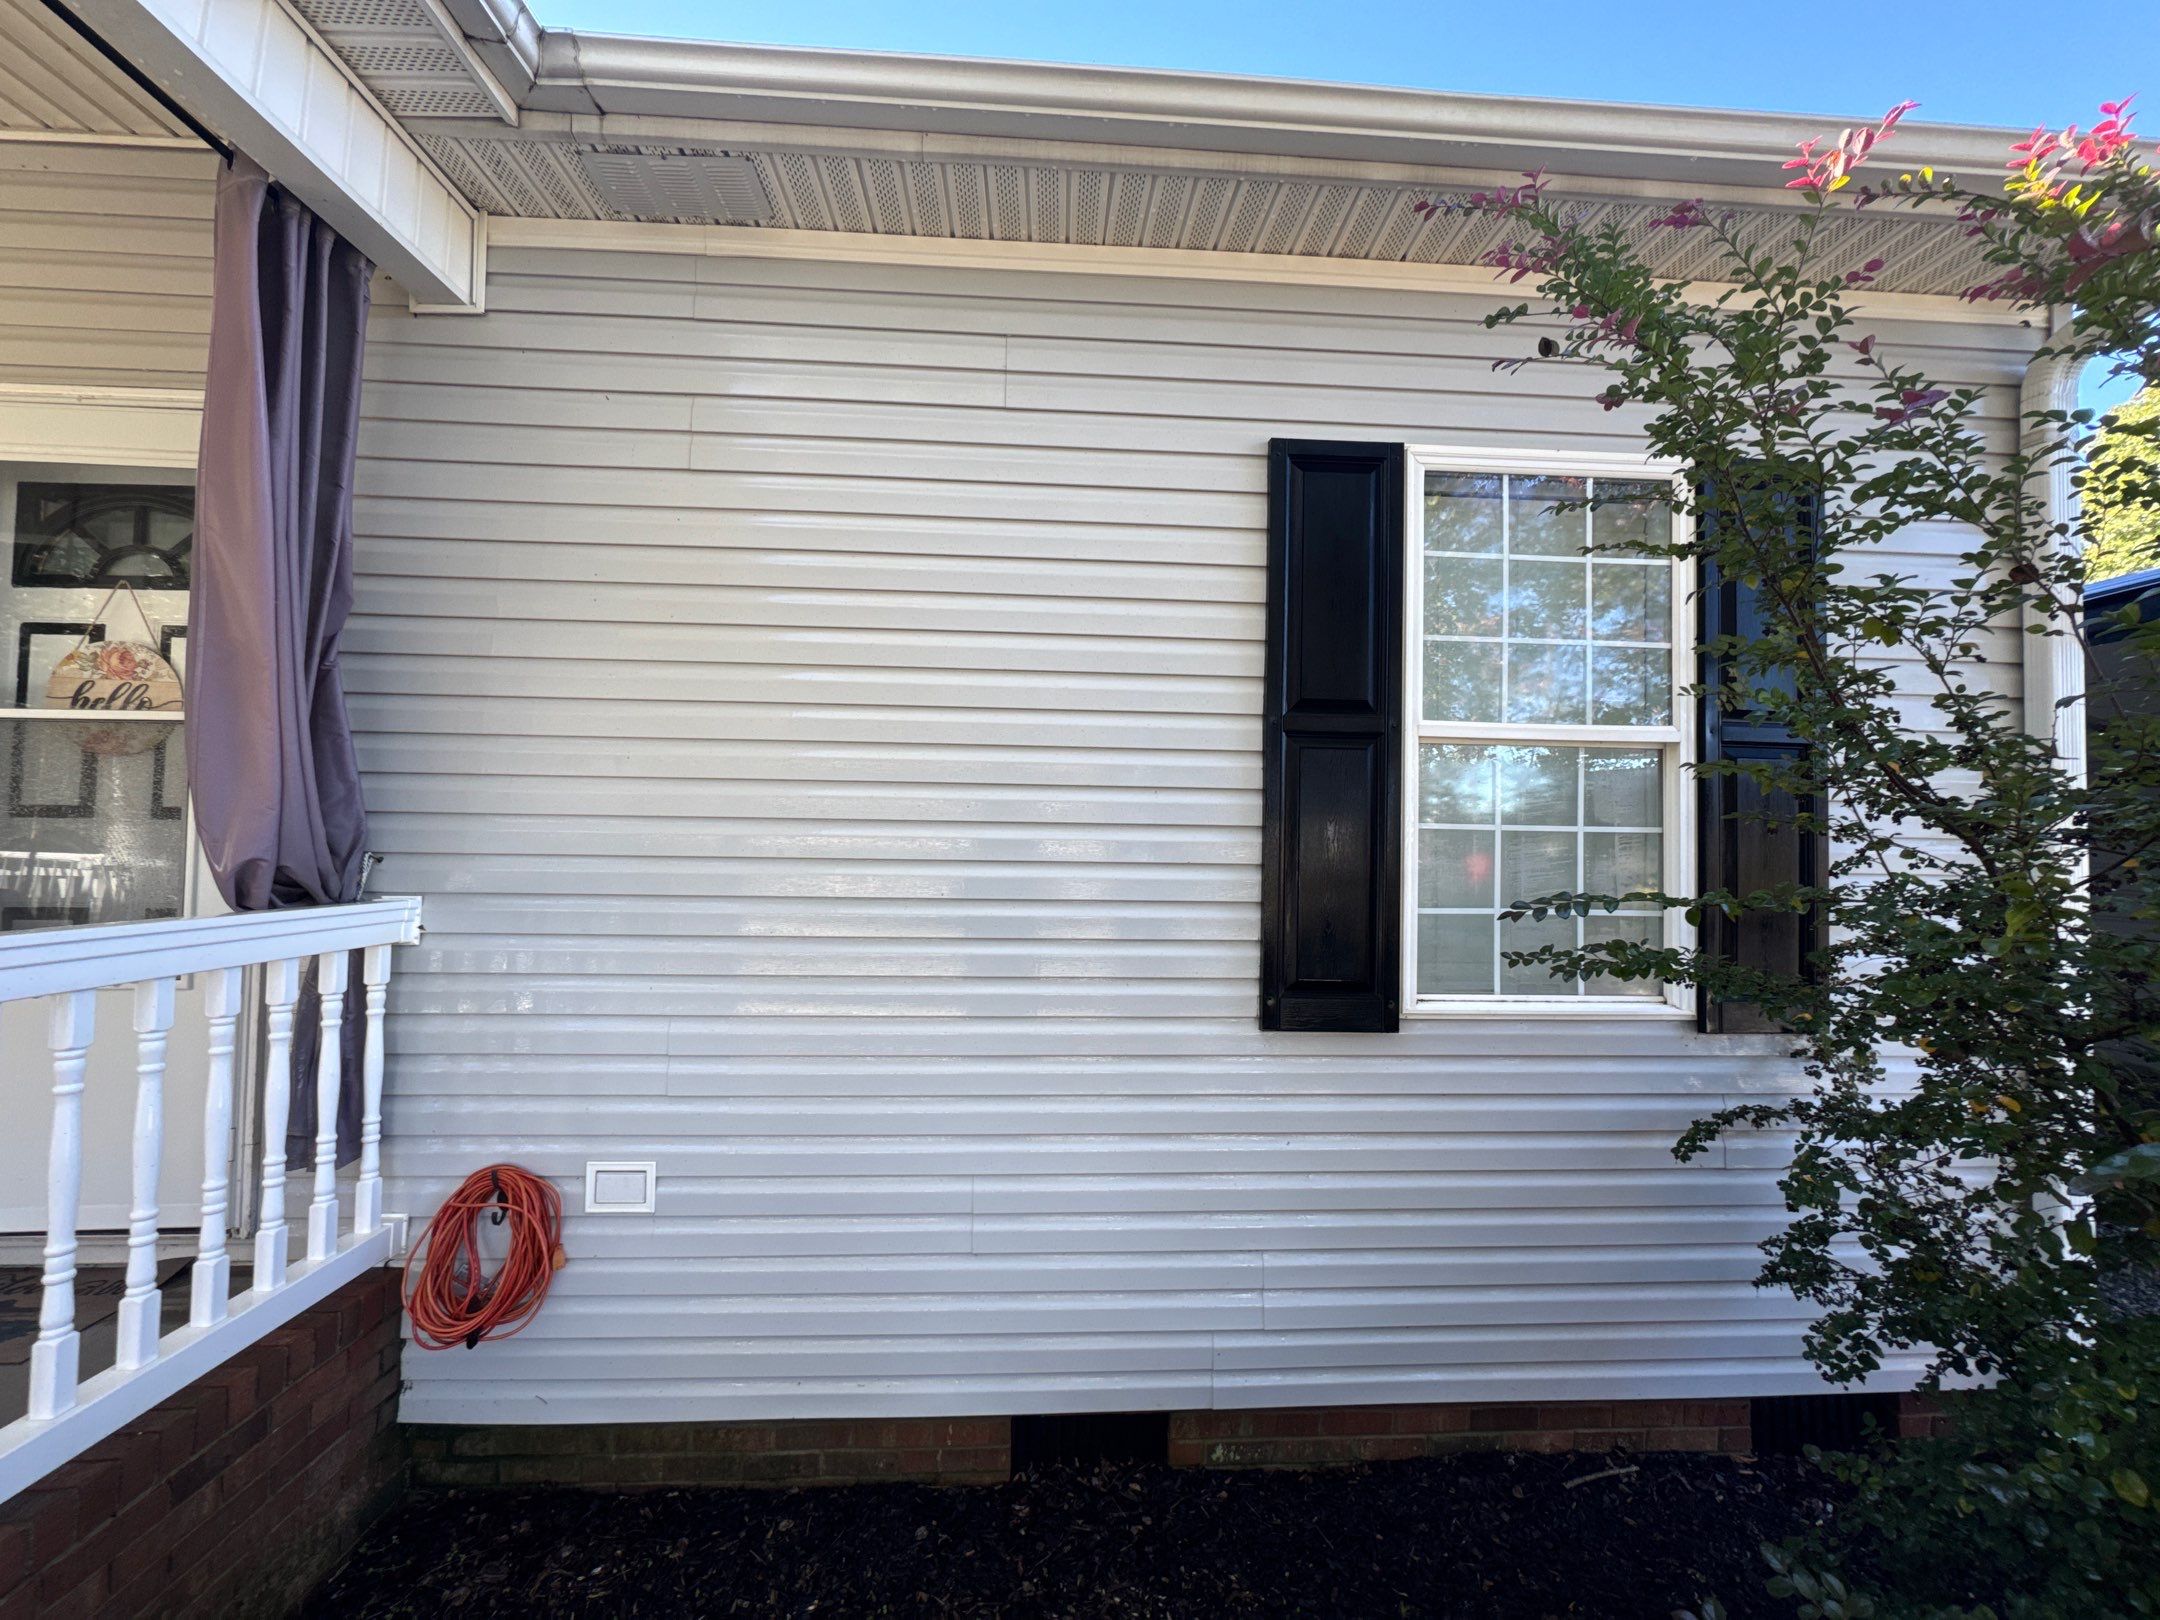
[1648,199,1711,230]
[1480,230,1568,284]
[2016,97,2140,178]
[1877,387,1949,423]
[1784,101,1919,195]
[1963,268,2045,304]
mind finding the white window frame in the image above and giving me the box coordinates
[1400,444,1697,1019]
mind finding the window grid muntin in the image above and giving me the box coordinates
[1415,743,1665,998]
[1407,455,1688,1011]
[1421,473,1673,730]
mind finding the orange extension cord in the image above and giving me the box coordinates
[402,1164,568,1350]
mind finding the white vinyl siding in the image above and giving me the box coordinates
[357,244,2034,1423]
[0,145,214,390]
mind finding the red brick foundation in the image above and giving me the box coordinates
[0,1269,405,1620]
[1168,1401,1754,1469]
[1897,1392,1956,1439]
[409,1401,1753,1488]
[408,1417,1015,1488]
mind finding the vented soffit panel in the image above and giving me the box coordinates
[413,130,2005,301]
[0,0,198,139]
[288,0,518,122]
[574,146,774,224]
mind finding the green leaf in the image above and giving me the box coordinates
[2114,1469,2150,1510]
[2072,1143,2160,1194]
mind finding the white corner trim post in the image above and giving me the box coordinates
[64,0,485,309]
[2019,317,2087,785]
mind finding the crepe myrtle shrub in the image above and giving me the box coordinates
[1438,98,2160,1617]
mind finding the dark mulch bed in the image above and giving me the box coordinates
[302,1450,1832,1619]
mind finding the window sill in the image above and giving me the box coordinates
[1403,997,1693,1019]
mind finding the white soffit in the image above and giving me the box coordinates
[414,131,1998,300]
[288,0,515,121]
[70,0,483,307]
[0,0,195,140]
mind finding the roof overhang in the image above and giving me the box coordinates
[522,32,2019,197]
[15,0,2037,312]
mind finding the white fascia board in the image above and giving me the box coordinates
[528,32,2021,195]
[68,0,484,308]
[471,107,1946,221]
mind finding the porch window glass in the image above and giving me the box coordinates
[0,465,193,930]
[1409,463,1689,1010]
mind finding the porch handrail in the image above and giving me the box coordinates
[0,898,420,1000]
[0,897,422,1505]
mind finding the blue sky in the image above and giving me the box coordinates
[534,1,2151,412]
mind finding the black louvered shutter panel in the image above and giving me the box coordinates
[1260,440,1405,1032]
[1696,488,1827,1033]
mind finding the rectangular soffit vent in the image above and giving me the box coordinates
[576,147,775,224]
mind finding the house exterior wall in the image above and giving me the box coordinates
[0,144,214,390]
[353,241,2032,1425]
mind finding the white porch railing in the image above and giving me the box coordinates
[0,897,422,1504]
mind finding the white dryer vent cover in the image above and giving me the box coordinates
[576,147,775,223]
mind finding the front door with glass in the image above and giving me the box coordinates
[0,461,220,1233]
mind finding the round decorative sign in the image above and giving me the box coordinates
[42,639,182,756]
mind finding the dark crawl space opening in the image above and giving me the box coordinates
[1750,1392,1902,1454]
[1011,1412,1170,1470]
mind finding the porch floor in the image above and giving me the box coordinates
[300,1450,1828,1619]
[0,1255,194,1428]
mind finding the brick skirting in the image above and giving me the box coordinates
[408,1418,1016,1488]
[1168,1401,1754,1469]
[409,1400,1753,1487]
[0,1269,405,1620]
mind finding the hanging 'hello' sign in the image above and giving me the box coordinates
[44,639,183,716]
[40,583,183,756]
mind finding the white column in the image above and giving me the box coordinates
[354,945,391,1234]
[28,991,95,1420]
[253,958,300,1291]
[114,977,175,1371]
[306,951,348,1261]
[190,966,243,1327]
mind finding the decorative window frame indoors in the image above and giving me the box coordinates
[1399,445,1698,1019]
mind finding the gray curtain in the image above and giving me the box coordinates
[186,155,374,1168]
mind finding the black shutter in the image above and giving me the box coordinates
[1696,489,1827,1034]
[1260,440,1405,1032]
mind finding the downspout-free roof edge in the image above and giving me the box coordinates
[524,30,2024,188]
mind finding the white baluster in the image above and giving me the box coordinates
[29,991,95,1420]
[114,978,175,1371]
[354,945,391,1235]
[253,958,300,1291]
[307,951,347,1261]
[190,966,242,1327]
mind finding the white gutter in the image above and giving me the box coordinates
[523,31,2021,193]
[437,0,542,101]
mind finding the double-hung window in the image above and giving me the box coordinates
[1403,450,1693,1016]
